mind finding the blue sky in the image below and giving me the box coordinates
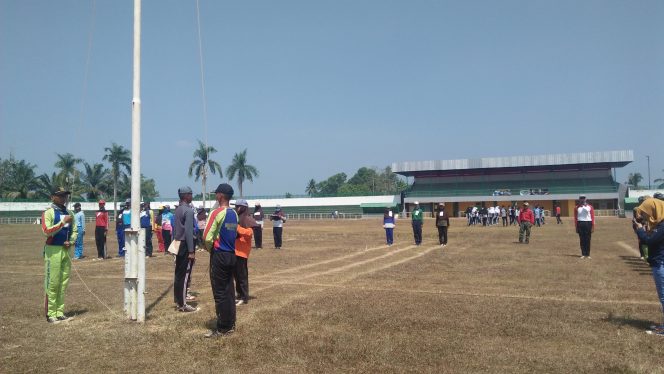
[1,0,662,198]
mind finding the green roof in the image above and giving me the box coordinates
[360,202,397,208]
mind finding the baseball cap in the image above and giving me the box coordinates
[178,186,193,195]
[73,202,81,208]
[579,195,586,199]
[98,199,106,205]
[51,187,71,196]
[523,202,529,206]
[235,199,249,207]
[214,183,234,196]
[414,201,419,205]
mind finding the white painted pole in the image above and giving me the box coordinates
[125,0,145,322]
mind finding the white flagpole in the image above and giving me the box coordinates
[125,0,145,322]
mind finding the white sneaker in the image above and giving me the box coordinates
[235,299,246,306]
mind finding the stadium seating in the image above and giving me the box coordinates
[405,177,618,198]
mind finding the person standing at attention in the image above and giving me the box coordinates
[574,195,595,259]
[41,188,78,323]
[115,201,126,257]
[271,205,286,249]
[173,187,198,312]
[153,205,165,253]
[203,183,239,338]
[161,205,174,252]
[140,202,154,257]
[435,203,450,247]
[383,207,396,246]
[73,202,85,260]
[94,200,108,260]
[517,202,534,244]
[234,199,255,306]
[411,202,424,245]
[555,205,562,224]
[252,202,264,249]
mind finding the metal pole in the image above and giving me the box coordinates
[125,0,145,322]
[647,155,651,190]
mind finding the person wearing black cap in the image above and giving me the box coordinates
[41,188,78,323]
[73,202,85,259]
[115,201,127,258]
[203,183,239,337]
[574,195,595,259]
[173,186,198,312]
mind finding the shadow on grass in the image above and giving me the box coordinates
[618,255,651,275]
[68,308,89,317]
[603,312,652,330]
[146,283,173,314]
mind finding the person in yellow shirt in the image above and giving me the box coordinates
[41,188,78,323]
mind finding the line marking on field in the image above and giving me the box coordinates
[250,280,660,306]
[253,244,426,293]
[253,244,390,280]
[615,241,641,257]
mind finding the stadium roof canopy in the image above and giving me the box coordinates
[392,150,633,178]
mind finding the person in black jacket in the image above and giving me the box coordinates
[435,203,450,247]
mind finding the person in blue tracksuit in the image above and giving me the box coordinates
[140,202,154,257]
[73,202,85,259]
[383,208,396,246]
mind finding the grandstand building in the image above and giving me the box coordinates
[392,150,633,217]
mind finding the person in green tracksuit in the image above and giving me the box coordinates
[411,201,424,246]
[41,188,78,324]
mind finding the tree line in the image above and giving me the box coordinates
[626,171,664,189]
[0,139,260,213]
[305,166,407,197]
[0,143,157,215]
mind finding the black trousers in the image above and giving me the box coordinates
[412,221,422,245]
[253,226,263,248]
[95,227,106,258]
[163,230,172,252]
[210,250,236,332]
[437,225,448,245]
[174,244,194,307]
[143,227,153,256]
[234,256,249,302]
[556,214,562,224]
[273,227,283,248]
[577,221,593,256]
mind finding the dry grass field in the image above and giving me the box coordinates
[1,217,663,373]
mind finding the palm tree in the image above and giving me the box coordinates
[306,179,317,196]
[627,172,644,189]
[55,153,83,193]
[188,140,222,208]
[103,143,131,218]
[35,172,66,199]
[653,169,664,189]
[3,159,38,199]
[81,162,110,200]
[226,149,259,197]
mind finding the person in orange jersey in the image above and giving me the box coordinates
[233,199,256,306]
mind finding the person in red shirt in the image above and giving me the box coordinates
[94,200,109,260]
[555,205,562,224]
[517,202,535,244]
[233,199,256,306]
